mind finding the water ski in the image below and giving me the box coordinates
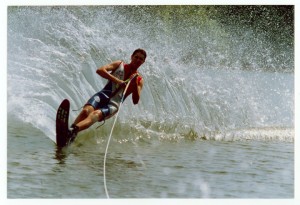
[56,99,71,147]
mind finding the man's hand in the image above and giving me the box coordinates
[129,73,139,80]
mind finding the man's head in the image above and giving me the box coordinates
[130,48,147,69]
[132,48,147,60]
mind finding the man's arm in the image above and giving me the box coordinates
[132,76,144,104]
[96,60,124,85]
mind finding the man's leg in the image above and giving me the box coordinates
[68,109,104,141]
[72,105,95,126]
[68,105,99,140]
[75,110,104,132]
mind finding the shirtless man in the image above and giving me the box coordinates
[68,49,147,140]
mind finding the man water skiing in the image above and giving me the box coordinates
[68,49,147,140]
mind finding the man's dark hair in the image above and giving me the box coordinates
[132,49,147,59]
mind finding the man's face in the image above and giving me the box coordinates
[131,52,146,68]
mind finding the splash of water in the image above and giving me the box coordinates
[7,6,294,142]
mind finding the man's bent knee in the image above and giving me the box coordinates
[83,105,95,115]
[90,110,103,123]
